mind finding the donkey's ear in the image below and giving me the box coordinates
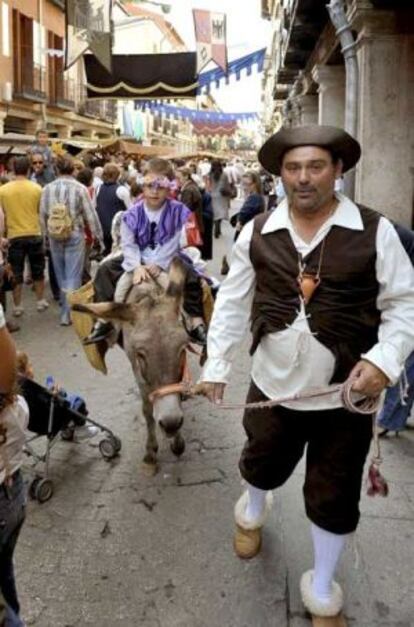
[166,257,187,305]
[72,302,136,322]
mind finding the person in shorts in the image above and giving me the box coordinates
[0,157,48,318]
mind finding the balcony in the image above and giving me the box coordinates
[276,0,329,87]
[77,89,117,125]
[14,63,47,103]
[49,76,76,110]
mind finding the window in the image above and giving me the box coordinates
[2,2,9,57]
[12,9,46,99]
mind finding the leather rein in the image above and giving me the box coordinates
[148,356,380,416]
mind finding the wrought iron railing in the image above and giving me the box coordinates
[15,63,47,103]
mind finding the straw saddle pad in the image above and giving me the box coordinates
[67,282,108,375]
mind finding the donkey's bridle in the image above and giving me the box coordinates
[148,347,198,404]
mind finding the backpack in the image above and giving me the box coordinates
[47,202,74,241]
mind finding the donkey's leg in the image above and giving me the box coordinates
[170,431,185,457]
[141,398,159,475]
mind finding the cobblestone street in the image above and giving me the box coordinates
[12,223,414,627]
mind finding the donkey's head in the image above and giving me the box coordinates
[74,259,190,436]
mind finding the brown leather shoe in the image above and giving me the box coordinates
[234,525,262,559]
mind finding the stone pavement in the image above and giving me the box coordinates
[12,218,414,627]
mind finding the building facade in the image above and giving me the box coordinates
[0,0,116,140]
[262,0,414,226]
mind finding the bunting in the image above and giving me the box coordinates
[198,48,266,94]
[192,120,237,137]
[136,101,258,123]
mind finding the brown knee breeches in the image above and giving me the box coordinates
[239,381,373,534]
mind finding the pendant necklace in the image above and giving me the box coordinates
[290,202,337,304]
[297,236,327,305]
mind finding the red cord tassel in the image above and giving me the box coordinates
[367,461,389,497]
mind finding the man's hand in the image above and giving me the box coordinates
[133,265,150,285]
[146,264,162,279]
[349,359,389,396]
[200,382,226,405]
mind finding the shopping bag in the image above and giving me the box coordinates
[185,212,203,247]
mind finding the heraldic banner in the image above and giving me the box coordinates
[192,9,227,74]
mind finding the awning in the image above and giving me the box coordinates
[81,138,177,157]
[166,150,230,161]
[84,53,198,100]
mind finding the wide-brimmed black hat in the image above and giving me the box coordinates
[258,125,361,175]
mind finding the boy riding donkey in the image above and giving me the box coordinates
[200,126,414,624]
[83,158,207,348]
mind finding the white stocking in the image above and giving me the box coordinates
[311,523,348,602]
[244,483,268,523]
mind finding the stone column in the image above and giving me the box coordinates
[296,94,319,125]
[0,111,7,135]
[312,64,345,128]
[354,11,414,225]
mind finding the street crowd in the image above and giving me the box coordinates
[0,129,279,331]
[1,125,414,626]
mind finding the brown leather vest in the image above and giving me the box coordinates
[249,205,381,382]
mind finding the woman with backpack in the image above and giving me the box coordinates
[40,156,103,326]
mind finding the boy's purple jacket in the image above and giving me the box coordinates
[123,198,191,249]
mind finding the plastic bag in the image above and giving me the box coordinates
[185,213,203,247]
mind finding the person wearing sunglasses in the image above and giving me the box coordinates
[83,159,207,346]
[30,153,55,188]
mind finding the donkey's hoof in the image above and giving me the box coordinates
[170,434,185,457]
[141,461,158,477]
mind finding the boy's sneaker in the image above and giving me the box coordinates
[36,299,49,312]
[12,306,24,317]
[73,425,99,442]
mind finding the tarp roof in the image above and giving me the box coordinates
[86,138,178,157]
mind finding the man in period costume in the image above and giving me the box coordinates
[201,125,414,619]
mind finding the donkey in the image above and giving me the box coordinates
[73,258,193,475]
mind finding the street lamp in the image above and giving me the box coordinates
[123,0,172,13]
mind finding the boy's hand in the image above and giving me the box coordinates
[133,266,150,285]
[146,264,161,279]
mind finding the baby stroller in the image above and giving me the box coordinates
[20,376,122,503]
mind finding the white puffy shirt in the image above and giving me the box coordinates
[201,194,414,410]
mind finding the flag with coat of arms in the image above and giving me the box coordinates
[192,9,228,74]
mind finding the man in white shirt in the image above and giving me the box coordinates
[200,125,414,619]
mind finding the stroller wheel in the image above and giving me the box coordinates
[111,435,122,453]
[61,426,74,441]
[31,478,54,503]
[99,437,118,460]
[29,477,41,500]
